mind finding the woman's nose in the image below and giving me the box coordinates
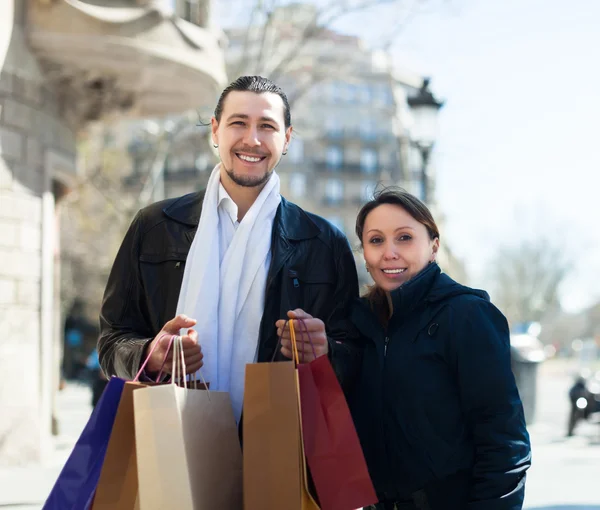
[382,243,399,260]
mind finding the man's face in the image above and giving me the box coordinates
[211,91,292,188]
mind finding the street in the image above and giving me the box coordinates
[0,361,598,509]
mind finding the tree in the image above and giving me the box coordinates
[222,0,435,105]
[490,238,571,328]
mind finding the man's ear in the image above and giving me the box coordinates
[211,116,219,146]
[284,126,293,147]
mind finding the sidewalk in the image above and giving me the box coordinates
[0,383,92,509]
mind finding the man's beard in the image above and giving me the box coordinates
[222,154,280,188]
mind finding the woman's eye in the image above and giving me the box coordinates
[369,237,383,244]
[398,235,412,242]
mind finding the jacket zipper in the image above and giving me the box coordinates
[382,332,395,499]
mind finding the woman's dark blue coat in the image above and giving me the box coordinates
[349,263,531,510]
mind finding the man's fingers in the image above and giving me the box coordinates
[164,314,197,333]
[186,360,204,374]
[183,329,199,344]
[287,309,313,320]
[280,346,294,359]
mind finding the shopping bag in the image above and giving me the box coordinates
[42,376,125,510]
[294,319,377,510]
[92,332,175,510]
[133,336,242,509]
[243,325,319,510]
[92,380,147,509]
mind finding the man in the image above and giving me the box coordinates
[98,76,358,421]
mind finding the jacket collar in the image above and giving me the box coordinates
[162,190,205,227]
[273,196,321,241]
[389,261,440,318]
[162,190,321,242]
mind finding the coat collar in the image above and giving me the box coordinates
[162,190,321,242]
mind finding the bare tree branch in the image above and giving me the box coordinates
[490,239,571,326]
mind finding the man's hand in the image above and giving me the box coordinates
[275,309,328,363]
[144,315,204,375]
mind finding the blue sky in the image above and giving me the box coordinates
[216,0,600,312]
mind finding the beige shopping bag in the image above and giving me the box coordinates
[133,337,243,509]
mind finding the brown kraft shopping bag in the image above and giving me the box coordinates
[243,345,319,510]
[92,381,147,509]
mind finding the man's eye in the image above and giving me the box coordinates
[261,124,275,129]
[231,121,245,126]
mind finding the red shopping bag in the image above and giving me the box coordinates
[293,320,377,510]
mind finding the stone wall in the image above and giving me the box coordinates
[0,0,76,466]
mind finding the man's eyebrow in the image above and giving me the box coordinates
[226,113,280,126]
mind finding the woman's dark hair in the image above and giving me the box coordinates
[356,187,440,244]
[214,76,292,129]
[356,187,440,324]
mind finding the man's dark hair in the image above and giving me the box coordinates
[214,76,292,129]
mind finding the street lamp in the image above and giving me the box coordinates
[407,77,444,203]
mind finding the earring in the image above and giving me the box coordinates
[365,263,370,273]
[213,144,218,148]
[282,150,288,155]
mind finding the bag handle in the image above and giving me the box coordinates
[295,318,317,361]
[171,334,188,389]
[134,332,171,382]
[271,318,318,364]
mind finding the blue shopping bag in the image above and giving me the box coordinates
[43,377,125,510]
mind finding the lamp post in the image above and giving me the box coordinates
[407,78,444,204]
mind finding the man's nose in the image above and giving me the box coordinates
[242,126,260,146]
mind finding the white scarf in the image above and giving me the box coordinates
[175,164,281,423]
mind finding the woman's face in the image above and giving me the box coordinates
[362,204,439,292]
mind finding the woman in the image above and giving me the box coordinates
[349,189,531,510]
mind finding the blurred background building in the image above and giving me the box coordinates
[0,0,226,466]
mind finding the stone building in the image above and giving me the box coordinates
[0,0,225,465]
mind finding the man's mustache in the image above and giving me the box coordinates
[232,146,269,157]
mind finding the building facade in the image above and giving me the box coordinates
[0,0,225,465]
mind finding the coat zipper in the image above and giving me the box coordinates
[382,332,395,498]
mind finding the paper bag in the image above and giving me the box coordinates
[294,319,377,510]
[243,361,304,510]
[133,383,242,509]
[92,381,147,509]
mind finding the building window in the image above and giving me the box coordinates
[325,117,342,138]
[326,146,343,170]
[289,173,306,198]
[287,139,304,163]
[327,216,345,232]
[360,85,372,104]
[360,149,377,174]
[324,179,343,205]
[360,118,377,141]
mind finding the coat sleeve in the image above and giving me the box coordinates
[450,298,532,510]
[98,210,155,380]
[325,235,362,394]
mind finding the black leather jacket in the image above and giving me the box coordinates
[98,190,359,383]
